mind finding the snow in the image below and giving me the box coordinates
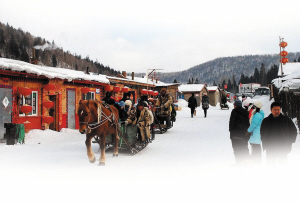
[0,58,109,83]
[206,86,219,91]
[277,62,300,76]
[178,84,205,92]
[1,97,300,203]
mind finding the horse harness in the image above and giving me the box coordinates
[79,101,117,133]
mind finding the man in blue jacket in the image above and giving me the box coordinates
[260,102,297,166]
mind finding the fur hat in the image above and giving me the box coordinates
[234,100,242,107]
[160,88,167,93]
[242,99,252,107]
[125,100,132,106]
[254,100,263,109]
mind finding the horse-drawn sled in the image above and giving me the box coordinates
[78,100,154,166]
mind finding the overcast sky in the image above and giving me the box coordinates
[1,0,299,73]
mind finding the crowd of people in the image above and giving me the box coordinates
[101,88,174,145]
[229,98,297,167]
[103,88,298,167]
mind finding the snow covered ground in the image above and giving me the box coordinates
[1,97,300,203]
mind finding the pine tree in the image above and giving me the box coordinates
[213,80,217,86]
[254,67,260,83]
[0,29,5,49]
[188,78,192,84]
[173,79,178,83]
[8,34,20,59]
[259,63,266,85]
[194,78,199,84]
[52,54,57,67]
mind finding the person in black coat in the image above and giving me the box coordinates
[202,93,209,118]
[229,99,250,166]
[188,93,198,118]
[260,101,297,165]
[102,91,115,105]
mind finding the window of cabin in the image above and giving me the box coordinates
[19,91,38,116]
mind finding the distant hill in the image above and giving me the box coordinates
[0,21,120,76]
[151,53,300,85]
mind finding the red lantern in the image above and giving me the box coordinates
[19,87,32,97]
[280,41,288,48]
[104,85,113,92]
[148,90,154,96]
[20,105,32,114]
[153,91,159,96]
[44,84,55,91]
[81,87,90,94]
[121,87,129,93]
[113,86,121,92]
[43,116,54,124]
[141,89,148,95]
[281,57,289,64]
[43,101,54,109]
[280,51,288,57]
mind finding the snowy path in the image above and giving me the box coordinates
[1,99,300,203]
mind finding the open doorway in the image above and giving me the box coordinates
[49,95,59,131]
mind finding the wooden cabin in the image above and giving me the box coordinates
[178,84,208,106]
[206,86,220,106]
[0,58,109,140]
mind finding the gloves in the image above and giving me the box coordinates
[124,121,128,125]
[244,131,251,142]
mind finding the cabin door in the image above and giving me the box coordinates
[67,90,76,129]
[0,88,12,139]
[49,95,58,131]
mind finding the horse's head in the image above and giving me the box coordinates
[78,100,98,134]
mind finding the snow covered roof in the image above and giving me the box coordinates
[272,64,300,91]
[206,86,219,92]
[178,84,206,92]
[0,58,109,83]
[277,62,300,76]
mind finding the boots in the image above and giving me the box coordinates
[191,114,193,118]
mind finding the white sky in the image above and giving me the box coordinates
[1,0,300,73]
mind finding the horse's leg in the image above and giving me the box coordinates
[99,133,106,166]
[85,135,96,163]
[113,129,119,157]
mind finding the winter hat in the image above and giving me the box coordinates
[118,101,125,107]
[234,100,242,107]
[242,99,252,107]
[125,100,132,106]
[254,100,263,109]
[160,88,167,93]
[137,101,147,107]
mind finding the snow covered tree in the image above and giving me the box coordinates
[52,54,57,67]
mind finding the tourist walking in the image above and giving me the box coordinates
[260,101,297,166]
[245,100,264,164]
[188,93,197,118]
[229,100,250,166]
[202,93,209,118]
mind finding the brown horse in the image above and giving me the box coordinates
[78,100,119,166]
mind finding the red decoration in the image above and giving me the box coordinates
[281,57,289,64]
[113,86,121,92]
[280,41,288,48]
[23,121,31,132]
[104,85,113,92]
[81,87,90,94]
[148,90,154,96]
[141,89,148,95]
[20,105,32,114]
[153,91,159,96]
[43,116,54,124]
[114,96,121,102]
[43,101,54,109]
[44,84,55,91]
[121,87,129,92]
[19,87,32,97]
[224,84,227,89]
[2,77,9,82]
[280,51,288,57]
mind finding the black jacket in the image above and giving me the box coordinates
[202,95,209,109]
[261,113,297,151]
[188,96,197,109]
[229,106,250,139]
[102,96,115,105]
